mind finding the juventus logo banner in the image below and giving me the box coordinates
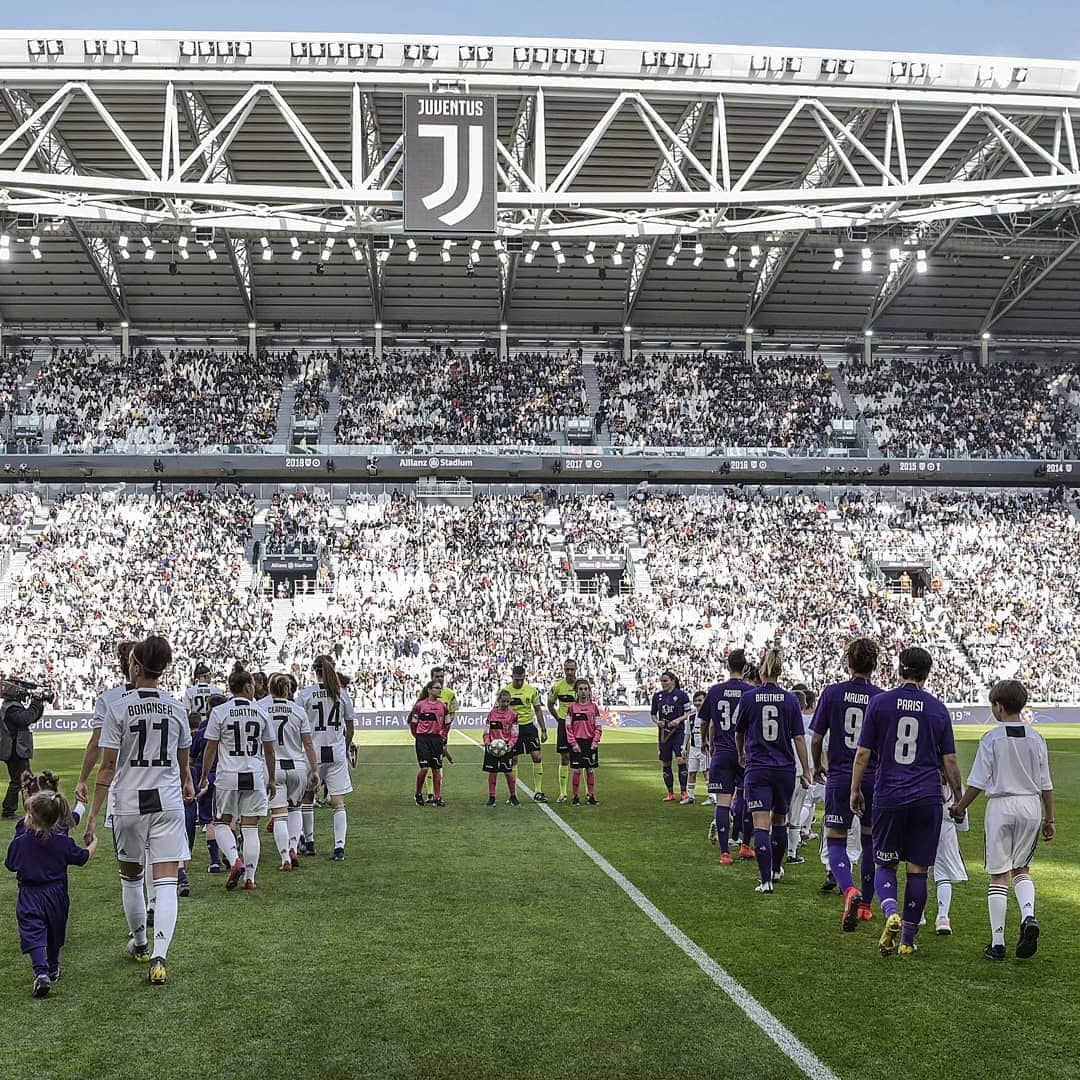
[403,94,496,235]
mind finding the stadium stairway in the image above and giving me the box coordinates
[268,598,293,663]
[0,504,51,606]
[274,384,296,445]
[580,352,610,446]
[826,360,882,457]
[321,385,342,443]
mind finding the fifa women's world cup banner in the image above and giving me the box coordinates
[34,705,1080,735]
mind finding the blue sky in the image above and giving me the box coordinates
[5,0,1080,61]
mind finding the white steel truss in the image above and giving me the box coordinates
[179,88,254,319]
[3,71,1080,245]
[499,93,535,324]
[0,85,128,318]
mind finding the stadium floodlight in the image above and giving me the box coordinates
[441,248,451,263]
[584,251,595,265]
[571,48,587,65]
[422,45,439,60]
[916,248,927,260]
[833,247,844,259]
[533,47,550,63]
[291,42,309,58]
[623,324,632,333]
[178,236,189,260]
[865,329,873,337]
[666,251,677,267]
[861,247,872,259]
[679,52,695,67]
[328,42,346,59]
[785,57,802,72]
[889,247,901,261]
[728,244,738,256]
[694,241,704,257]
[180,40,196,56]
[206,246,218,261]
[820,58,838,74]
[693,253,703,268]
[891,61,908,77]
[768,56,785,72]
[144,247,155,261]
[118,235,129,248]
[473,238,483,251]
[982,331,991,340]
[909,61,926,78]
[831,259,842,271]
[642,51,658,66]
[978,65,995,82]
[661,51,677,67]
[499,322,508,331]
[1013,66,1029,83]
[589,49,605,64]
[749,55,767,72]
[555,251,566,265]
[725,256,736,269]
[749,257,759,269]
[459,45,475,61]
[236,41,253,57]
[470,248,480,265]
[406,238,417,251]
[514,47,530,62]
[552,47,570,64]
[745,327,754,335]
[261,247,272,262]
[408,247,418,263]
[550,241,560,253]
[404,44,422,61]
[197,41,216,57]
[838,59,855,74]
[916,258,928,274]
[750,244,761,257]
[861,258,872,272]
[142,235,152,248]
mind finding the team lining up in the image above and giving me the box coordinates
[3,630,1057,998]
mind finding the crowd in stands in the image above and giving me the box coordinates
[841,353,1080,458]
[24,348,288,452]
[334,347,587,447]
[558,492,632,557]
[292,350,337,424]
[0,349,31,424]
[0,489,272,708]
[595,351,843,452]
[0,491,39,572]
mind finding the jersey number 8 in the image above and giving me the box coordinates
[894,716,919,765]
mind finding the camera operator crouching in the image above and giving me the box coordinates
[1,680,54,819]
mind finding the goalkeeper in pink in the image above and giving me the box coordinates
[483,690,520,806]
[565,679,603,806]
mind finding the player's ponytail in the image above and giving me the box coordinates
[131,635,172,681]
[228,662,254,697]
[314,654,341,702]
[760,650,783,682]
[268,673,293,700]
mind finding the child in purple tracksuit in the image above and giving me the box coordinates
[5,790,97,997]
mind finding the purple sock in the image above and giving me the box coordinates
[744,808,754,842]
[875,865,899,919]
[207,838,220,865]
[860,834,876,903]
[730,794,744,842]
[662,766,674,793]
[753,828,773,885]
[677,763,689,792]
[827,837,856,893]
[715,805,730,853]
[770,824,786,873]
[901,872,929,944]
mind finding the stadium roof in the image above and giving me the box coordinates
[2,30,1080,342]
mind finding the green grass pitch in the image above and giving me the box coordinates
[1,726,1076,1080]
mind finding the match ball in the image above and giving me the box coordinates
[488,738,510,757]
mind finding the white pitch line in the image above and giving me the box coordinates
[454,730,837,1080]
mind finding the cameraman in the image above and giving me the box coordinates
[0,685,46,819]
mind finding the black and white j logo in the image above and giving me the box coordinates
[404,94,496,235]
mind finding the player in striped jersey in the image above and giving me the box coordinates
[298,655,356,861]
[82,635,194,986]
[265,673,317,872]
[74,640,136,807]
[199,665,276,892]
[181,663,223,727]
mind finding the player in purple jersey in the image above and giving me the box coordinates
[651,672,691,802]
[810,638,885,931]
[700,650,755,865]
[851,647,963,956]
[735,651,811,894]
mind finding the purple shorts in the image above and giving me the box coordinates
[744,766,795,817]
[196,783,215,826]
[707,751,740,795]
[872,801,942,868]
[824,778,874,832]
[658,728,685,763]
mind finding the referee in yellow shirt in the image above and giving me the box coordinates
[501,664,548,802]
[547,658,579,803]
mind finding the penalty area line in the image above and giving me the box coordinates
[454,730,837,1080]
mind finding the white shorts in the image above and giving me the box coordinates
[271,767,311,809]
[984,795,1041,875]
[111,810,190,865]
[820,819,862,867]
[685,747,709,774]
[788,781,808,827]
[318,760,353,797]
[933,820,969,883]
[214,787,269,820]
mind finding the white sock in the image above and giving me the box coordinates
[73,801,87,821]
[301,804,315,843]
[686,783,696,799]
[216,823,239,868]
[937,881,953,919]
[988,884,1009,946]
[1013,873,1036,919]
[332,807,347,850]
[241,826,261,882]
[287,809,302,853]
[144,850,156,910]
[272,816,291,863]
[787,825,802,858]
[152,879,178,960]
[121,874,148,946]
